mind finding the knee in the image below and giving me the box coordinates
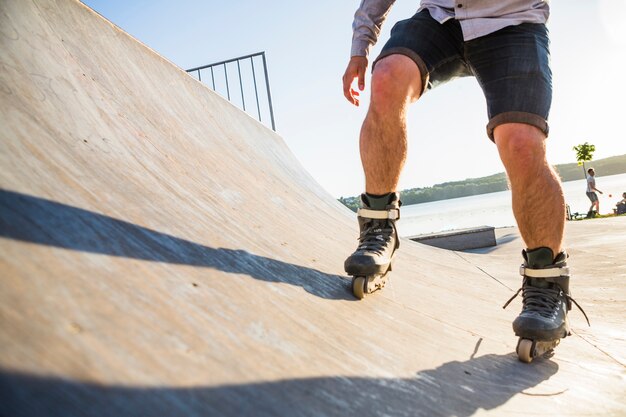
[370,67,403,111]
[495,123,546,170]
[370,56,422,110]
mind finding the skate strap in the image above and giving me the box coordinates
[519,265,570,278]
[357,208,400,220]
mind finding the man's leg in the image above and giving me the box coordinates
[344,54,423,298]
[468,22,586,361]
[495,123,590,362]
[494,123,564,255]
[588,193,599,214]
[360,54,423,195]
[344,9,467,297]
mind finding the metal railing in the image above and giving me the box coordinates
[187,52,276,131]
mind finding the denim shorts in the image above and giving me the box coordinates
[373,9,552,140]
[586,192,598,203]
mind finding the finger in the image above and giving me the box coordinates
[343,80,355,103]
[358,67,365,91]
[342,76,352,101]
[343,72,361,105]
[350,88,360,106]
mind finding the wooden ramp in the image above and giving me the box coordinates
[1,1,624,415]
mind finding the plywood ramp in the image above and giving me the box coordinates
[1,1,624,415]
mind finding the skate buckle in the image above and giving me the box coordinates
[357,208,400,220]
[519,265,570,278]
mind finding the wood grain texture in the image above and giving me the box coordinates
[0,1,624,416]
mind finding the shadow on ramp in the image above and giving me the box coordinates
[0,353,558,417]
[0,190,350,300]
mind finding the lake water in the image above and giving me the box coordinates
[400,173,626,237]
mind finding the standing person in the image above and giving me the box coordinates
[341,0,587,362]
[586,168,603,216]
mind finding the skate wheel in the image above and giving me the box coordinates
[352,276,366,299]
[517,338,534,363]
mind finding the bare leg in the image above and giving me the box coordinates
[494,123,565,255]
[346,57,422,297]
[360,55,422,195]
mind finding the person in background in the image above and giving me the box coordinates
[615,192,626,215]
[586,168,603,216]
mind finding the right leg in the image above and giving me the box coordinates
[358,8,467,194]
[345,55,422,298]
[345,9,467,298]
[360,54,422,195]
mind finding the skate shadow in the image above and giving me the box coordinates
[0,353,559,417]
[0,190,351,300]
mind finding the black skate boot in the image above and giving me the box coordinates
[503,247,589,363]
[345,192,400,299]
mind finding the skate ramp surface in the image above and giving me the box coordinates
[0,1,624,416]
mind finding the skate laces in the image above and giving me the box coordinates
[503,280,590,326]
[357,220,394,256]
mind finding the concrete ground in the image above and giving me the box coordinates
[466,217,626,369]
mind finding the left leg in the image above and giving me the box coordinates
[468,23,588,362]
[495,123,579,362]
[467,22,559,253]
[494,123,564,254]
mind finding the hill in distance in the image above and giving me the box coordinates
[339,154,626,211]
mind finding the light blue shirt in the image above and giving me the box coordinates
[351,0,550,57]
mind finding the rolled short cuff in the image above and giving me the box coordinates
[372,47,430,94]
[486,111,549,142]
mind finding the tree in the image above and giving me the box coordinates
[573,142,595,178]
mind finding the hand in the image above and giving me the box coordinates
[342,56,368,106]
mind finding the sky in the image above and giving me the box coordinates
[82,1,626,198]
